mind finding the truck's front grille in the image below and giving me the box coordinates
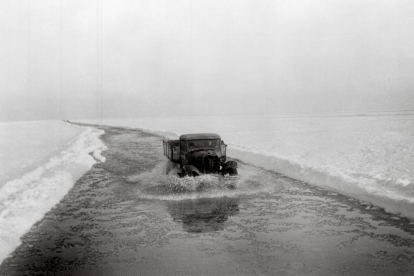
[200,156,219,174]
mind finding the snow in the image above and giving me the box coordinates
[0,121,106,263]
[0,121,82,187]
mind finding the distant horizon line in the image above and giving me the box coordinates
[2,108,414,123]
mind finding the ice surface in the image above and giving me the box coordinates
[2,114,410,267]
[79,111,414,218]
[0,121,106,263]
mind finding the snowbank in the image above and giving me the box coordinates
[228,144,414,218]
[0,126,106,263]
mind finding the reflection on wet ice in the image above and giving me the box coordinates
[167,197,239,233]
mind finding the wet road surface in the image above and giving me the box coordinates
[1,125,414,275]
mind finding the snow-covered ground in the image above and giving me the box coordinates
[79,111,414,218]
[0,121,106,263]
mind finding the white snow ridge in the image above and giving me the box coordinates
[0,125,106,263]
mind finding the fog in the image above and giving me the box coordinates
[1,0,414,121]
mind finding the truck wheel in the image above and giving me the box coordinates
[166,161,171,174]
[222,167,237,176]
[228,167,238,176]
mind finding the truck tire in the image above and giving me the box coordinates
[221,161,238,176]
[166,161,172,174]
[228,167,238,176]
[221,167,238,176]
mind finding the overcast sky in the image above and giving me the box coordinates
[1,0,413,121]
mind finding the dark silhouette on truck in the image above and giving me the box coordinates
[163,133,238,177]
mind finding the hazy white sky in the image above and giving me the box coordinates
[1,0,413,121]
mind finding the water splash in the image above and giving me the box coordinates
[126,160,282,201]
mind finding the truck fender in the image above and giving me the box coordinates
[183,165,202,176]
[222,161,237,170]
[221,161,238,176]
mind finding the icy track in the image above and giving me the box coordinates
[0,125,107,263]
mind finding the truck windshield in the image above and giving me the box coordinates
[187,139,220,150]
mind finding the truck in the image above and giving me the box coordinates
[163,133,238,178]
